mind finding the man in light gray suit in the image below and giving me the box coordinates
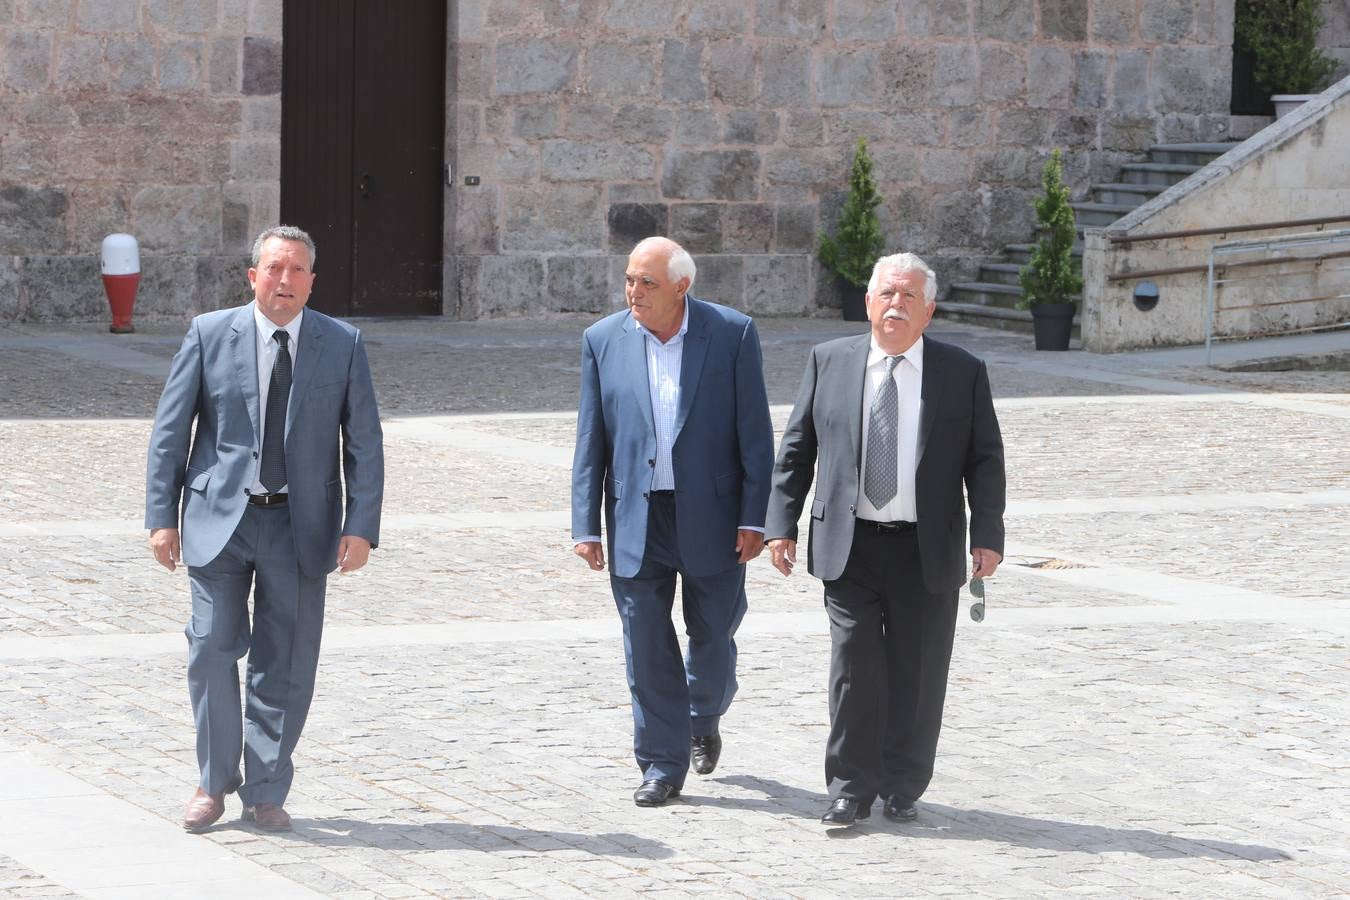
[146,225,383,833]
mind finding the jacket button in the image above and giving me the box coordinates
[643,492,650,500]
[252,451,258,459]
[648,458,655,467]
[849,505,856,512]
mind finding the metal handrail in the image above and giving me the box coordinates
[1107,214,1350,245]
[1108,249,1350,282]
[1205,228,1350,364]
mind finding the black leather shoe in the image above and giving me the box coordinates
[691,733,722,775]
[820,797,871,826]
[633,780,681,807]
[883,797,918,821]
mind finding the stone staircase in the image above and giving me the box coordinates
[939,143,1239,333]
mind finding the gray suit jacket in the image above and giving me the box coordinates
[765,334,1004,592]
[145,302,384,576]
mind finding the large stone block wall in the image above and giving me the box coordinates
[450,0,1246,318]
[0,0,281,322]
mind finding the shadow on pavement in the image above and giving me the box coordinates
[272,817,674,859]
[717,776,1291,860]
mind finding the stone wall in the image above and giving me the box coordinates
[1081,75,1350,352]
[0,0,281,322]
[1,1,1288,323]
[450,0,1245,318]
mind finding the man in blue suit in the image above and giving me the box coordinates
[572,236,774,806]
[146,225,384,833]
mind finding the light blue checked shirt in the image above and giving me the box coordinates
[573,301,761,544]
[637,304,690,491]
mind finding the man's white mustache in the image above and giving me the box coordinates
[883,310,909,321]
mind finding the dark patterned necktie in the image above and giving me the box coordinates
[863,355,902,509]
[259,330,292,493]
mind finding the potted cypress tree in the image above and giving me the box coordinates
[1236,0,1338,118]
[818,138,885,321]
[1018,149,1081,351]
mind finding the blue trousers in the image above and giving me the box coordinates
[185,503,327,806]
[609,495,747,789]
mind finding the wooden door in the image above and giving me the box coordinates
[280,1,445,316]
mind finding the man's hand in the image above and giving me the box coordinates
[337,535,372,574]
[149,527,181,572]
[971,547,1002,579]
[735,529,765,563]
[767,538,796,576]
[575,540,606,571]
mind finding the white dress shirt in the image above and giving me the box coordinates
[250,305,303,495]
[856,335,923,523]
[573,301,760,544]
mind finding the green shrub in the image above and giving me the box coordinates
[1018,149,1082,309]
[1236,0,1338,95]
[817,138,885,289]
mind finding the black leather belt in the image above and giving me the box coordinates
[859,519,914,533]
[247,492,288,506]
[649,489,675,497]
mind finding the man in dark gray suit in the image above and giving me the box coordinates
[765,252,1005,827]
[146,225,384,832]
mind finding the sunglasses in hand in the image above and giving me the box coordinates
[969,576,986,622]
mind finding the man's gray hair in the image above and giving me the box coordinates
[869,252,937,305]
[251,225,317,270]
[634,236,697,292]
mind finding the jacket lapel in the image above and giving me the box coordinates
[230,303,260,442]
[844,334,869,468]
[917,339,944,463]
[284,309,325,437]
[674,297,708,441]
[623,315,656,437]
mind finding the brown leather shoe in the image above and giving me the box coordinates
[183,776,241,833]
[242,803,292,831]
[183,788,227,832]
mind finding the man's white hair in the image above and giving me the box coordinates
[633,236,697,291]
[869,252,937,305]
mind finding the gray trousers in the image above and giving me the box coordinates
[186,502,327,806]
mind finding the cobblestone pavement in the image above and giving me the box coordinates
[1,316,1348,898]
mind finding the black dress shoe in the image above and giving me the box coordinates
[633,780,681,807]
[820,797,871,826]
[883,797,918,821]
[691,733,722,775]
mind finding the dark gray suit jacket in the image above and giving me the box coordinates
[765,334,1005,592]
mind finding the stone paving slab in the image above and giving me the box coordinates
[2,623,1348,897]
[2,317,1349,896]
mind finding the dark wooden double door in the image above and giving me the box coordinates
[281,1,445,317]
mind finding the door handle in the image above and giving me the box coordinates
[358,172,371,197]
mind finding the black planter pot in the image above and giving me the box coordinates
[1030,302,1075,351]
[839,280,868,321]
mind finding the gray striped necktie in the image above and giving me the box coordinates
[863,355,902,509]
[259,330,292,493]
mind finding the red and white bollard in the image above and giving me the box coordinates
[101,233,139,334]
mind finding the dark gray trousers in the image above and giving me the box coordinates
[822,522,958,806]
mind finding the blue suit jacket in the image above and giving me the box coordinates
[571,297,774,579]
[145,303,384,577]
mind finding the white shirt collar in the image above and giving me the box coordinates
[253,304,303,346]
[633,299,690,344]
[867,334,924,375]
